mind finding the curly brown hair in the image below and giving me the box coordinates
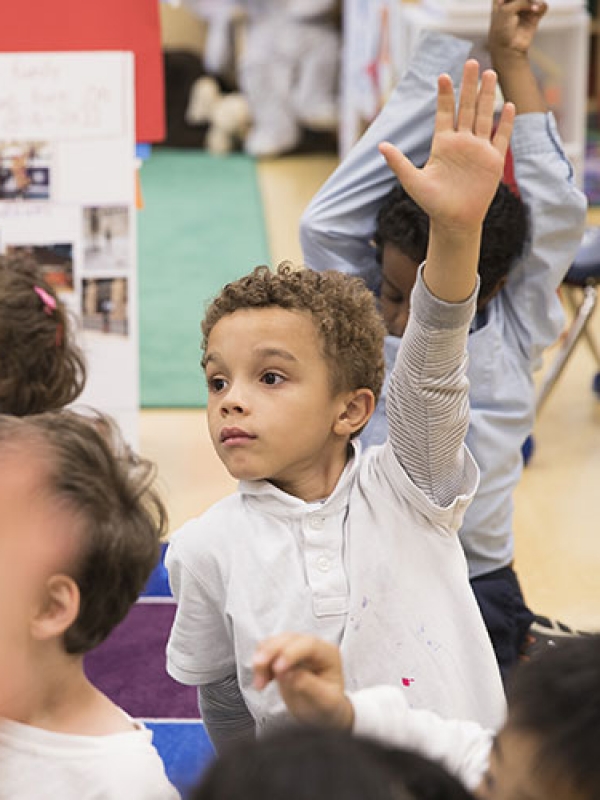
[0,254,86,415]
[202,263,386,403]
[0,410,168,654]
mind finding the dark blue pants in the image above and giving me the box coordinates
[470,565,534,683]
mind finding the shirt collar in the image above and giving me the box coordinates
[239,439,361,517]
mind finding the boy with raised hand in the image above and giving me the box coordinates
[254,630,600,800]
[166,61,513,752]
[300,0,587,675]
[0,411,178,800]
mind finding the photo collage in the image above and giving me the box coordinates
[0,50,138,444]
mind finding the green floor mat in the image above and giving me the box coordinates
[138,149,270,407]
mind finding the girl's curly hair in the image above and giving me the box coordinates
[0,254,86,415]
[202,263,386,403]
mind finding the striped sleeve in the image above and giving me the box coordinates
[198,677,256,754]
[386,266,477,508]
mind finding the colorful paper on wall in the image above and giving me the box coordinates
[0,0,164,142]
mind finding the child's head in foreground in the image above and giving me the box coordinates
[0,410,167,695]
[201,264,386,497]
[0,253,86,415]
[481,634,600,800]
[374,182,529,337]
[190,726,473,800]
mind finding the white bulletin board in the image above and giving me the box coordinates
[0,51,139,445]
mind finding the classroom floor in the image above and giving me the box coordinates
[139,153,600,633]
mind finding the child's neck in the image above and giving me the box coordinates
[269,440,354,503]
[5,645,134,736]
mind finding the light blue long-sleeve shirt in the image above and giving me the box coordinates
[300,32,587,577]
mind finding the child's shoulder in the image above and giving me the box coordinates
[168,492,247,559]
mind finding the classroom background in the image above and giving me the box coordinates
[3,0,599,795]
[151,0,600,630]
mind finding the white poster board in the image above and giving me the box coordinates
[0,51,139,445]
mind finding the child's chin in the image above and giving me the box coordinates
[223,463,267,483]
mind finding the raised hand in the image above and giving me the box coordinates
[488,0,548,58]
[378,60,514,303]
[379,61,514,235]
[253,632,354,730]
[488,0,548,114]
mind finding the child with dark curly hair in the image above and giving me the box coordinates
[0,410,177,799]
[166,60,512,752]
[300,0,588,677]
[0,253,86,416]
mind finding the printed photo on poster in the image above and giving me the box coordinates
[0,142,51,200]
[82,277,128,336]
[83,206,130,271]
[5,243,74,290]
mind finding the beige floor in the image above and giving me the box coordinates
[140,154,600,633]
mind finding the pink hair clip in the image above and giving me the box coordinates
[34,285,57,315]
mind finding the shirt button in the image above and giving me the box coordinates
[309,515,325,530]
[317,556,330,572]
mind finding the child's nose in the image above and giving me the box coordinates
[220,386,249,416]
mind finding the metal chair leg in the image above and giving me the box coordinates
[535,284,598,413]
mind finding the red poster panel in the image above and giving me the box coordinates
[0,0,164,142]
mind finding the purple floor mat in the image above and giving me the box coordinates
[85,602,198,718]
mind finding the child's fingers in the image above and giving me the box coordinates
[253,632,338,689]
[378,142,416,186]
[456,60,481,132]
[491,101,516,158]
[433,73,456,136]
[496,0,547,15]
[270,634,339,676]
[473,69,498,140]
[253,632,297,688]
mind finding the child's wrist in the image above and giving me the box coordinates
[490,48,530,72]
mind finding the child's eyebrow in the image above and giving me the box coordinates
[202,352,221,370]
[202,347,298,371]
[254,347,298,363]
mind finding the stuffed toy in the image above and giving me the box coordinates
[185,75,251,154]
[182,0,340,157]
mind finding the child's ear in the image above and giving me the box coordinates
[30,575,80,642]
[334,388,375,437]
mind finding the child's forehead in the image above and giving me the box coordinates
[0,447,51,515]
[0,450,79,567]
[208,305,321,344]
[205,305,329,370]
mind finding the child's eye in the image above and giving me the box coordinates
[261,372,284,386]
[208,376,227,393]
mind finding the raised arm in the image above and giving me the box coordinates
[376,63,514,506]
[488,0,548,114]
[300,32,472,291]
[488,0,588,361]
